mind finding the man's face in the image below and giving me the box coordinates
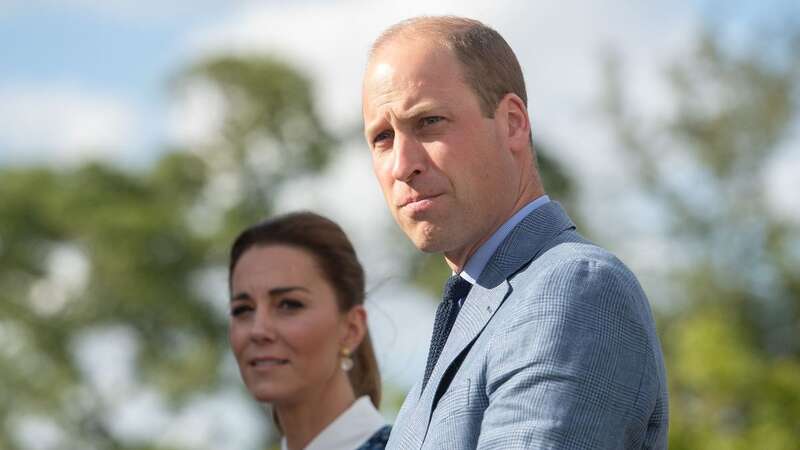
[363,39,518,261]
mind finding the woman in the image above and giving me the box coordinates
[228,212,390,450]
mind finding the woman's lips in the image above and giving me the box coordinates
[250,357,289,368]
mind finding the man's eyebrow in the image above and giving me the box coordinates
[229,286,310,302]
[364,119,384,140]
[397,103,440,121]
[365,103,443,137]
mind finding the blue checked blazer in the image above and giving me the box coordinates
[386,202,669,449]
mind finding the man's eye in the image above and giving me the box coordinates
[373,130,394,145]
[420,116,443,127]
[230,305,252,317]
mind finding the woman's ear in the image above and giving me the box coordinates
[341,305,367,351]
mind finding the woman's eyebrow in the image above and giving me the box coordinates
[268,286,310,296]
[230,286,310,302]
[230,291,251,302]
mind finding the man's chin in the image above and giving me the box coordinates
[396,216,453,251]
[414,240,444,253]
[407,228,449,254]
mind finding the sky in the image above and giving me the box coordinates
[3,1,798,448]
[1,0,700,168]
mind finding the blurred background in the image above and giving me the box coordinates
[1,1,798,449]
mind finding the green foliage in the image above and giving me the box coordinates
[0,162,222,447]
[177,56,334,230]
[603,24,800,448]
[667,307,800,449]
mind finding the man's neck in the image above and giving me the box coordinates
[444,187,546,273]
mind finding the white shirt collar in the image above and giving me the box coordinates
[280,396,386,450]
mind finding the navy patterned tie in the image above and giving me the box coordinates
[421,274,473,391]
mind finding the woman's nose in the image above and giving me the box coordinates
[249,309,277,343]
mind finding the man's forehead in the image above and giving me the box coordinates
[363,69,458,122]
[366,38,460,81]
[363,60,401,97]
[364,44,464,98]
[369,33,445,62]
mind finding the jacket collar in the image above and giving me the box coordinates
[477,201,576,288]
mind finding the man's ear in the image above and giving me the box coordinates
[498,93,531,154]
[341,305,367,351]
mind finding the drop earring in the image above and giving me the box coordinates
[340,348,354,372]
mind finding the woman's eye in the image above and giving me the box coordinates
[278,299,304,310]
[230,305,252,317]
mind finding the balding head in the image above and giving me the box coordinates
[368,16,527,119]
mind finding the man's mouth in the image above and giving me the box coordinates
[399,193,442,209]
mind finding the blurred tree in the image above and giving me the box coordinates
[0,55,333,450]
[176,56,334,242]
[602,22,800,449]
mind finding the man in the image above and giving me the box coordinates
[362,16,668,450]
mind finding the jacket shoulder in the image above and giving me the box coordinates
[500,238,659,354]
[513,238,644,302]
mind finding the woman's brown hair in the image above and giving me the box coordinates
[228,211,381,409]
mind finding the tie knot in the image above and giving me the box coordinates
[442,274,472,304]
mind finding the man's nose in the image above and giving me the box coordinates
[391,132,426,182]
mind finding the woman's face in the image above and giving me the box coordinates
[229,244,357,405]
